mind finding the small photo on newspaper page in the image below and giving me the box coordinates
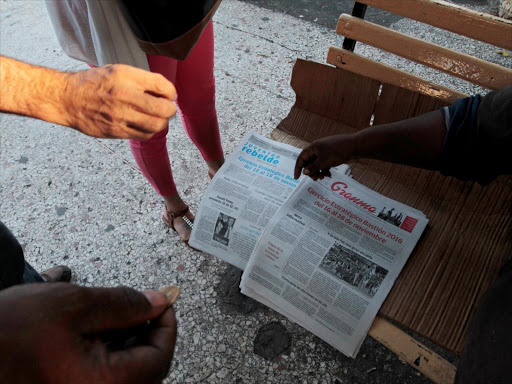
[240,167,428,358]
[189,131,303,270]
[320,242,388,298]
[213,213,236,246]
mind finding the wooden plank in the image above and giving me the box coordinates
[327,47,467,103]
[373,84,449,125]
[358,0,512,51]
[278,107,360,143]
[289,59,380,128]
[270,128,310,149]
[336,14,512,90]
[369,316,457,384]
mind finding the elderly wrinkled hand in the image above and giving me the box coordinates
[63,64,177,139]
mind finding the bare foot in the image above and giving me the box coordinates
[162,194,195,242]
[206,157,225,177]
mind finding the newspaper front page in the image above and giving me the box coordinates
[189,131,303,270]
[240,168,428,357]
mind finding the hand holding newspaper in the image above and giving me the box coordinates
[190,131,428,358]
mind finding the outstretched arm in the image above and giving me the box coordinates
[0,56,177,139]
[294,110,445,180]
[296,86,512,185]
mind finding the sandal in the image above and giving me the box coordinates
[162,206,194,241]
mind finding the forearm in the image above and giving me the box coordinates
[353,110,446,170]
[0,56,70,126]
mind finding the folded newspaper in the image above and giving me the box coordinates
[189,131,428,358]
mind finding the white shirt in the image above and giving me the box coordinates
[45,0,149,69]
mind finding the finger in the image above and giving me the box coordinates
[317,168,332,181]
[133,93,177,119]
[118,126,155,140]
[98,123,152,140]
[294,153,307,179]
[78,287,168,333]
[117,65,177,101]
[303,156,328,178]
[125,111,169,134]
[294,148,315,179]
[106,308,176,384]
[142,72,177,101]
[145,307,177,356]
[99,123,155,140]
[108,344,172,384]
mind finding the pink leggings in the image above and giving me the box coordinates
[129,22,223,196]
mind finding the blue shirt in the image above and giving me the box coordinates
[439,86,512,185]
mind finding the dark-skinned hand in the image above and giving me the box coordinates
[294,134,358,180]
[0,283,177,384]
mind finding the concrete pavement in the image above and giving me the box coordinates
[1,0,510,383]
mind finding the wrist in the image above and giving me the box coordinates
[351,130,366,157]
[54,72,76,127]
[35,68,72,127]
[0,56,72,127]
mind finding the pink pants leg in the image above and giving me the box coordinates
[129,22,223,197]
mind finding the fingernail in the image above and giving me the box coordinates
[143,291,167,308]
[159,285,180,305]
[304,169,310,175]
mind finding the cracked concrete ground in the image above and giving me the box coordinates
[1,0,510,383]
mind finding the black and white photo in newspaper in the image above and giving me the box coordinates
[240,168,428,357]
[189,131,303,270]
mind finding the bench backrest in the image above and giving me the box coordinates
[283,0,512,142]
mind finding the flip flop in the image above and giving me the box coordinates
[162,206,194,242]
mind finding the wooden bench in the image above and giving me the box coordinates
[271,1,512,382]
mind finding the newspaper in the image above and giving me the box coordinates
[189,131,304,270]
[240,167,428,358]
[190,132,427,358]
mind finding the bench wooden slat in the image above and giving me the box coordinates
[369,316,457,384]
[270,128,310,149]
[326,47,467,103]
[373,84,449,125]
[358,0,512,51]
[286,59,380,132]
[336,14,512,90]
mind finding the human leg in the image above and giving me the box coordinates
[129,22,224,241]
[129,55,194,241]
[175,21,224,175]
[22,262,44,285]
[0,221,28,289]
[0,221,70,289]
[129,126,177,197]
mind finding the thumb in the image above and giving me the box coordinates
[303,157,331,176]
[77,286,168,333]
[106,307,177,384]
